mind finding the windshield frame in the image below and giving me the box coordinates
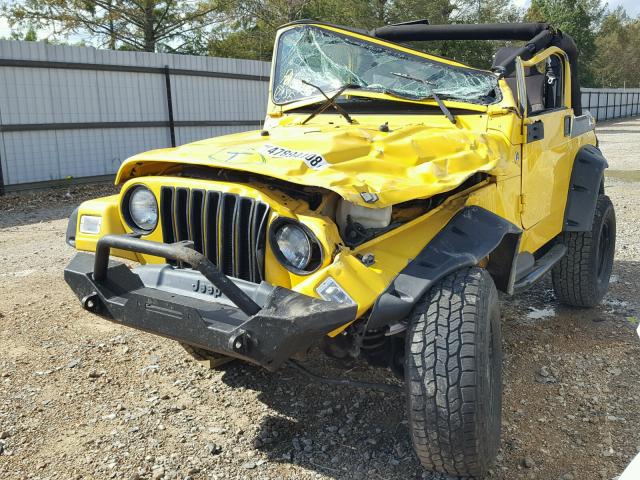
[270,23,502,109]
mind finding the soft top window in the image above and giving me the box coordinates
[273,25,500,106]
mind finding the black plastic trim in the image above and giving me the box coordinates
[563,145,608,231]
[367,206,521,330]
[65,207,79,247]
[269,217,324,275]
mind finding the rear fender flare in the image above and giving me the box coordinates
[563,145,608,232]
[366,206,521,331]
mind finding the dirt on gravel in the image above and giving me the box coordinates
[1,118,640,480]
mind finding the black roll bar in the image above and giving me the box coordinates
[371,22,552,42]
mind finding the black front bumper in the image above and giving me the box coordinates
[64,235,356,371]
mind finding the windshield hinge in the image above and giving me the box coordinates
[488,107,518,117]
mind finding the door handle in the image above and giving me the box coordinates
[563,115,572,136]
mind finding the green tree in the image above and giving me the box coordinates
[208,0,375,61]
[525,0,606,86]
[8,25,37,41]
[210,0,524,67]
[3,0,225,52]
[592,7,640,87]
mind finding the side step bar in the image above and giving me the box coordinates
[513,243,567,293]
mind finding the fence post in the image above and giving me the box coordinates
[164,65,176,148]
[0,91,4,195]
[619,92,622,118]
[626,92,629,117]
[0,150,5,196]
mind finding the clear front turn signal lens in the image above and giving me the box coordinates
[316,276,355,305]
[79,215,102,234]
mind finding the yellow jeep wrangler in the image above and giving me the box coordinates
[64,21,615,479]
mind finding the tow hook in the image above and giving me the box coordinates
[228,331,253,354]
[81,292,100,313]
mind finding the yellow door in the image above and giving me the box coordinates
[517,50,573,229]
[521,109,572,228]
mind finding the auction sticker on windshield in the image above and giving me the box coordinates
[259,144,329,170]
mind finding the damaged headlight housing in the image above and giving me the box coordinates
[270,218,323,274]
[123,185,158,233]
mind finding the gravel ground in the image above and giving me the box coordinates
[1,118,640,480]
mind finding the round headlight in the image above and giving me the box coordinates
[274,223,311,270]
[127,186,158,232]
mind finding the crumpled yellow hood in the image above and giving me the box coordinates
[116,122,508,207]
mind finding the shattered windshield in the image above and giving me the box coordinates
[273,25,500,106]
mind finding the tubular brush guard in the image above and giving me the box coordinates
[64,234,357,371]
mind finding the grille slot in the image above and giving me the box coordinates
[160,187,270,283]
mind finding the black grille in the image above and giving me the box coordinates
[160,187,270,283]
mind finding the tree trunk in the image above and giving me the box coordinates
[377,0,387,24]
[143,0,156,52]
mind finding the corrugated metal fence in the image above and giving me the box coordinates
[1,39,639,193]
[582,88,640,122]
[0,40,270,193]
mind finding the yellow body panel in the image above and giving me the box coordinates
[73,25,598,330]
[116,113,508,209]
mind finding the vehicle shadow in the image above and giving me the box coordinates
[219,357,431,480]
[217,259,639,480]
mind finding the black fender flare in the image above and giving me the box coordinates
[366,206,521,331]
[66,206,79,247]
[563,145,608,231]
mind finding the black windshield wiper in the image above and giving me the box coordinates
[390,72,456,124]
[300,80,358,125]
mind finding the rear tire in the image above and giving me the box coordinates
[405,267,502,479]
[552,194,616,307]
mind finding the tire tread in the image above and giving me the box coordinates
[406,267,501,478]
[552,195,615,307]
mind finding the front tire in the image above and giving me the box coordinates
[552,194,616,307]
[405,267,502,479]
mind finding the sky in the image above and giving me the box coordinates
[1,1,640,40]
